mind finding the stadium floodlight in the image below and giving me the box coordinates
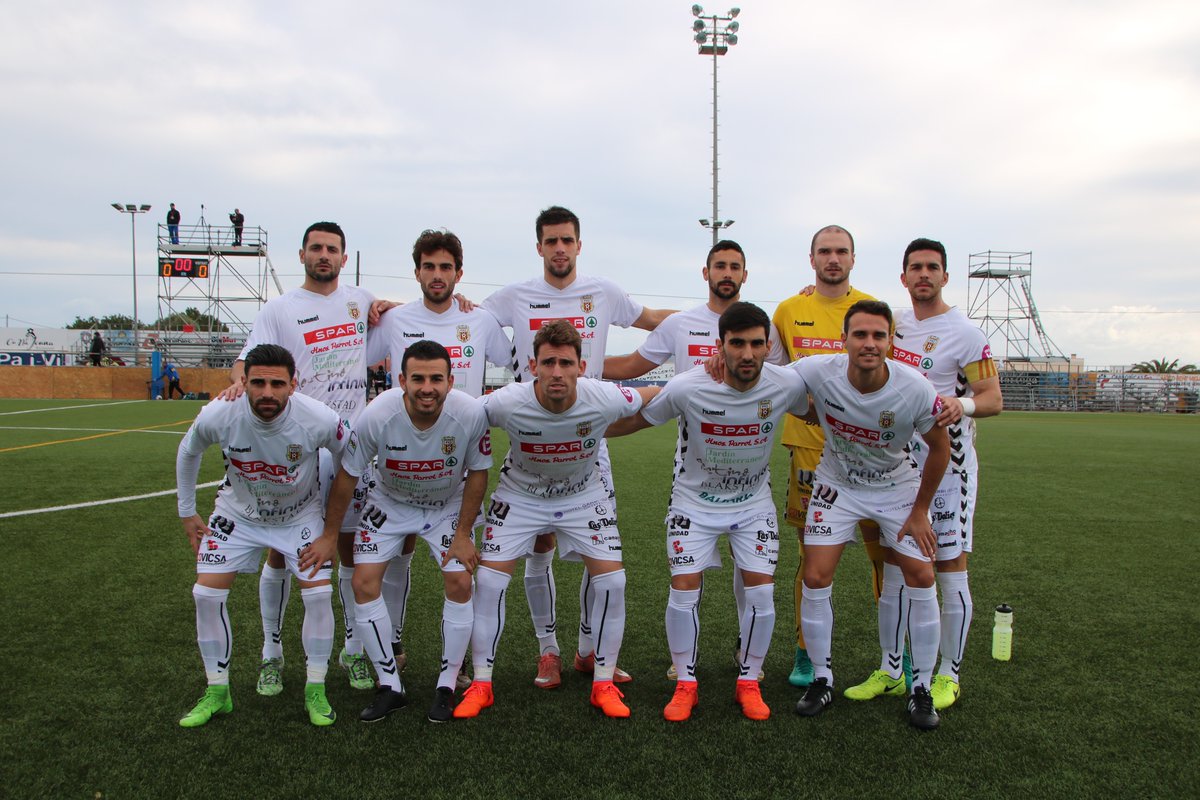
[689,5,745,244]
[111,202,152,362]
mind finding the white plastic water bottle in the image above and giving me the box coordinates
[992,604,1013,661]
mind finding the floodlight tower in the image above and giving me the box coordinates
[111,202,152,359]
[691,4,741,245]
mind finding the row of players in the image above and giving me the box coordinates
[175,207,1001,728]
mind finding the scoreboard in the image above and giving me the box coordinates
[160,257,209,279]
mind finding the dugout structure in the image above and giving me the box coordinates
[155,211,283,367]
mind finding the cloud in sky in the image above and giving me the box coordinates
[2,0,1198,367]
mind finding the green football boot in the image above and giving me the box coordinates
[930,674,961,710]
[304,683,337,726]
[179,685,233,728]
[843,669,906,701]
[339,648,375,691]
[788,647,815,687]
[256,657,284,697]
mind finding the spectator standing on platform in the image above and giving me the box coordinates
[90,332,106,366]
[230,209,245,246]
[167,204,181,245]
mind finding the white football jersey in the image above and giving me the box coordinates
[483,378,643,504]
[637,303,786,374]
[342,388,492,509]
[893,307,995,474]
[239,285,377,423]
[790,354,941,489]
[178,392,347,526]
[482,275,642,381]
[642,364,808,513]
[375,303,512,397]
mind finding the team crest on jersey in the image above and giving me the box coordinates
[758,399,773,419]
[923,335,939,353]
[456,324,471,343]
[576,421,592,438]
[286,444,302,463]
[346,301,361,320]
[879,410,895,429]
[580,295,594,313]
[441,436,456,455]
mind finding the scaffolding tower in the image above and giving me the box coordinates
[155,210,283,367]
[966,250,1067,368]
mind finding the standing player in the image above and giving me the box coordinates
[789,301,950,730]
[224,221,386,696]
[176,344,347,727]
[299,341,492,723]
[481,205,674,688]
[604,239,783,681]
[453,321,655,719]
[772,225,884,688]
[843,238,1001,710]
[609,303,808,721]
[372,230,510,671]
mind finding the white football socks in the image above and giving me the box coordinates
[258,564,290,661]
[666,587,701,682]
[470,566,512,681]
[800,582,834,685]
[301,584,334,684]
[193,584,231,686]
[524,550,558,656]
[936,570,972,681]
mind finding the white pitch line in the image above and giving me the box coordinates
[0,400,143,416]
[0,480,223,519]
[0,426,186,435]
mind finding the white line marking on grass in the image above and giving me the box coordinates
[0,480,223,519]
[0,400,143,416]
[0,426,186,435]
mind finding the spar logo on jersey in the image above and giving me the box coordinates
[793,336,843,352]
[923,335,939,353]
[581,295,594,313]
[529,316,586,331]
[826,415,881,442]
[520,440,584,454]
[879,410,895,429]
[384,458,446,472]
[688,343,720,358]
[758,399,773,419]
[892,347,922,368]
[700,422,762,437]
[444,345,467,359]
[286,444,302,463]
[442,436,456,455]
[303,321,365,344]
[457,324,471,342]
[230,458,292,477]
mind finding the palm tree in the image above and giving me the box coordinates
[1130,358,1198,374]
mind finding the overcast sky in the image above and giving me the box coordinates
[3,0,1198,367]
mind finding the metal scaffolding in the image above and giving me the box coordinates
[967,250,1066,368]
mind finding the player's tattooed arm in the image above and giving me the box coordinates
[181,515,211,556]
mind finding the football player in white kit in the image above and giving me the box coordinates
[789,301,951,730]
[452,320,656,719]
[604,240,785,683]
[371,230,510,676]
[222,222,388,697]
[176,344,348,727]
[480,206,675,689]
[843,239,1002,711]
[299,340,492,724]
[608,303,808,721]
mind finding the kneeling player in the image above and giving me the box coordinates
[454,320,654,719]
[175,344,347,728]
[300,341,492,723]
[788,301,950,730]
[612,302,808,721]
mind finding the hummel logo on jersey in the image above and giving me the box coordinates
[794,320,815,327]
[529,302,551,309]
[403,330,426,338]
[518,429,543,436]
[688,330,712,337]
[228,445,252,453]
[823,399,845,411]
[700,408,726,416]
[298,315,319,324]
[384,444,408,451]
